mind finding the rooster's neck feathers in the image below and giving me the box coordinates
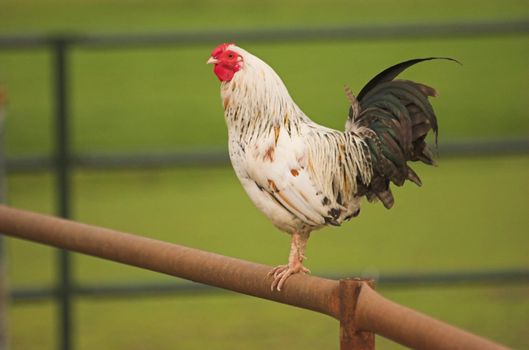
[220,47,308,137]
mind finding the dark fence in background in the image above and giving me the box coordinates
[1,20,528,49]
[1,20,528,350]
[11,268,529,303]
[5,138,529,172]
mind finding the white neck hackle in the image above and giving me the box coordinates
[218,45,373,193]
[219,45,309,138]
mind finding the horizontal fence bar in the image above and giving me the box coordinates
[354,283,505,350]
[0,205,507,349]
[10,268,529,303]
[6,150,228,172]
[0,205,340,317]
[11,281,220,302]
[438,138,529,156]
[0,20,528,50]
[354,268,529,286]
[6,138,529,173]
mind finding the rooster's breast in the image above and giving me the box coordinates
[227,126,343,234]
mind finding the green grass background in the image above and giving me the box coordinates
[1,0,528,349]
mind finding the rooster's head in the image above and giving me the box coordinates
[207,43,243,82]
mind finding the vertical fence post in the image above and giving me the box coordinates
[0,87,9,350]
[339,278,375,350]
[52,38,73,350]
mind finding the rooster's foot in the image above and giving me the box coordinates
[268,262,310,291]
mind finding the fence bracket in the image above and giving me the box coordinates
[339,278,375,350]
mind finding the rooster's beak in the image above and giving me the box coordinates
[207,57,219,65]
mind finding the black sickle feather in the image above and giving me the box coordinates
[357,57,460,101]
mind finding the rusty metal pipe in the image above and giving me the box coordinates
[354,280,507,350]
[0,205,509,349]
[0,205,340,318]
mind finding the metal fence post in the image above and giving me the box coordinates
[339,279,375,350]
[52,38,73,350]
[0,86,9,350]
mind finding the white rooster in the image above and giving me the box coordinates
[207,43,453,291]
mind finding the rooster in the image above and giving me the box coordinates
[207,43,454,291]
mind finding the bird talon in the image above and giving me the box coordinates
[268,262,309,291]
[268,265,286,279]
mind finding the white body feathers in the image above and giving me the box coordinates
[221,46,372,235]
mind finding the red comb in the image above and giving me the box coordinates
[211,43,235,57]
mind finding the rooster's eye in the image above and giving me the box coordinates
[228,54,234,58]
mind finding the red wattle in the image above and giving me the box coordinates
[214,64,240,82]
[214,65,234,81]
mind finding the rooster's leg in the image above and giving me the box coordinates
[268,232,310,291]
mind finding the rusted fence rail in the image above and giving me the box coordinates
[0,205,507,350]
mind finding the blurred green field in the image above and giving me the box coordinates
[1,0,528,349]
[1,0,528,34]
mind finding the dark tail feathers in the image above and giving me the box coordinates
[351,57,458,209]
